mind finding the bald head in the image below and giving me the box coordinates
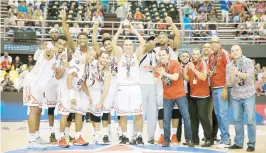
[231,45,242,60]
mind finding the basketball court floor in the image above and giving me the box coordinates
[1,121,266,153]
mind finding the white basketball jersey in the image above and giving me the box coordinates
[27,51,55,87]
[68,57,87,90]
[88,60,105,90]
[117,54,139,85]
[139,51,157,84]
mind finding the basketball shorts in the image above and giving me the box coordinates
[88,87,102,117]
[116,85,143,116]
[43,85,58,108]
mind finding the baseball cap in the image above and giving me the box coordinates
[147,35,156,42]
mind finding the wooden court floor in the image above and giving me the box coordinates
[1,121,266,153]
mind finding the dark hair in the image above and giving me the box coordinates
[102,37,112,45]
[99,51,110,57]
[160,47,170,54]
[77,32,89,39]
[185,14,189,18]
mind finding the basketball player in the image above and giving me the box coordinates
[57,49,92,148]
[112,21,146,145]
[92,21,121,142]
[23,43,58,149]
[87,51,111,144]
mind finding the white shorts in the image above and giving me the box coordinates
[116,85,143,116]
[57,86,89,116]
[103,90,117,113]
[23,85,44,107]
[88,87,102,116]
[43,85,58,108]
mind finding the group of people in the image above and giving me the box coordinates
[22,11,257,152]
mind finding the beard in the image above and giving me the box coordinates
[52,37,59,42]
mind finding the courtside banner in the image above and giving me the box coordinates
[1,40,39,54]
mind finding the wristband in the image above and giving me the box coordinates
[69,89,75,100]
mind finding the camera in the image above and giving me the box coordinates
[164,77,172,87]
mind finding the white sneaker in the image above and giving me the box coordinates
[28,141,46,149]
[35,137,49,144]
[94,134,103,144]
[216,141,230,149]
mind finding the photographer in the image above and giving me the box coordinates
[154,48,193,147]
[0,73,17,92]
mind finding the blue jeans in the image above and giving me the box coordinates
[212,88,230,143]
[163,96,192,143]
[232,95,256,147]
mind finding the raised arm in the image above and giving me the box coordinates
[165,16,181,50]
[130,24,146,61]
[60,9,76,50]
[112,23,124,61]
[92,21,101,56]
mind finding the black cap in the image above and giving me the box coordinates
[147,35,156,42]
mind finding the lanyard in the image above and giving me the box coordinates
[126,55,133,78]
[193,60,201,79]
[97,62,104,82]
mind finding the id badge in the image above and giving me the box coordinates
[193,79,197,85]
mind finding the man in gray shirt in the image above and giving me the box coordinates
[226,45,256,152]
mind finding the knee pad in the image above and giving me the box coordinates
[102,113,110,121]
[67,113,74,122]
[91,114,101,122]
[158,109,164,120]
[82,115,85,122]
[172,109,181,119]
[117,116,120,120]
[48,107,55,115]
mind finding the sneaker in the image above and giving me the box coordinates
[94,134,103,144]
[28,141,46,149]
[228,144,243,149]
[156,134,164,145]
[171,134,179,146]
[59,137,70,148]
[50,133,57,144]
[119,135,123,140]
[246,146,255,152]
[69,136,75,142]
[73,136,89,146]
[201,140,213,147]
[103,135,110,144]
[148,138,155,144]
[36,137,48,144]
[136,136,144,145]
[119,135,129,145]
[216,141,230,149]
[162,142,170,147]
[129,139,136,145]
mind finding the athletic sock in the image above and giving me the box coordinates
[76,132,81,139]
[29,133,36,142]
[103,127,108,136]
[160,129,164,135]
[49,126,54,134]
[171,128,177,136]
[65,127,70,137]
[35,131,40,138]
[60,132,65,138]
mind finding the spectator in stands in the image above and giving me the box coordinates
[25,13,35,27]
[93,8,103,18]
[59,1,68,10]
[156,18,167,32]
[33,8,43,27]
[12,56,23,72]
[9,4,18,16]
[27,3,34,15]
[182,1,192,17]
[146,20,155,35]
[232,1,243,15]
[16,12,26,30]
[221,0,231,23]
[92,11,104,27]
[18,1,28,14]
[75,13,83,22]
[259,23,266,41]
[0,74,17,92]
[101,0,110,14]
[198,2,209,13]
[198,11,207,23]
[256,69,266,95]
[184,14,192,38]
[209,17,217,36]
[134,8,145,20]
[190,7,198,21]
[200,26,210,40]
[210,6,217,21]
[4,12,17,30]
[84,9,92,22]
[255,63,261,80]
[27,55,35,67]
[115,3,128,21]
[134,20,144,36]
[69,23,81,38]
[0,52,12,72]
[192,21,201,40]
[256,1,265,14]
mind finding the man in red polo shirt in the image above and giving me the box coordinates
[183,48,213,147]
[0,51,12,72]
[154,48,193,147]
[208,36,231,149]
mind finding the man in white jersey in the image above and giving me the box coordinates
[87,51,111,144]
[112,21,146,145]
[23,42,57,149]
[57,50,91,148]
[92,21,121,142]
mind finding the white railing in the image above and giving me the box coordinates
[1,18,266,44]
